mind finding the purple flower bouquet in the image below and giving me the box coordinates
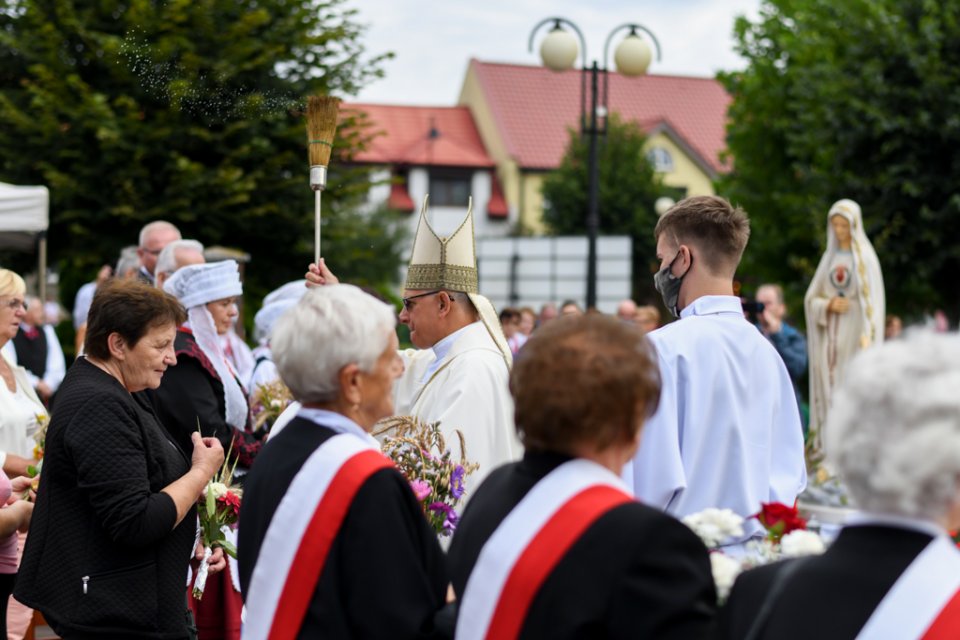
[378,416,478,537]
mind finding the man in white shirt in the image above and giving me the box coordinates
[11,296,65,404]
[626,195,807,542]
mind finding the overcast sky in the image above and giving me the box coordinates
[350,0,764,105]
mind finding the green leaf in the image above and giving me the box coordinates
[217,539,238,559]
[205,487,215,519]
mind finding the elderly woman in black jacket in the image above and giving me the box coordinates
[14,280,225,640]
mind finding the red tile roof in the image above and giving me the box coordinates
[466,60,730,173]
[342,103,494,168]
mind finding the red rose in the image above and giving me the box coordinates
[754,502,806,542]
[217,491,242,517]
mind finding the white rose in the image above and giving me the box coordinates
[780,530,826,557]
[208,482,228,499]
[683,508,745,548]
[743,538,779,566]
[710,552,743,602]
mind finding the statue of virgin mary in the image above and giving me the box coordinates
[804,199,885,451]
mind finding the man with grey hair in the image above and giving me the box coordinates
[717,331,960,639]
[155,239,205,290]
[305,200,519,497]
[136,220,181,285]
[114,245,140,280]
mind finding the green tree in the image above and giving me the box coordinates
[541,114,667,303]
[720,0,960,321]
[0,0,406,313]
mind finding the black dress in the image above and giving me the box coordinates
[715,525,936,640]
[150,329,262,469]
[447,450,718,640]
[238,416,449,639]
[15,358,195,639]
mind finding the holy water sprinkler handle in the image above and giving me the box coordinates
[311,170,325,265]
[310,166,327,192]
[306,95,340,265]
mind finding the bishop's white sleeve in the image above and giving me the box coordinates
[426,352,519,491]
[42,325,66,393]
[630,345,686,510]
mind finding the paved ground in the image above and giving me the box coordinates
[33,626,59,640]
[28,613,59,639]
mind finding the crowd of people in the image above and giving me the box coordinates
[0,193,956,639]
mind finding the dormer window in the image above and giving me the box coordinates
[429,169,471,206]
[646,147,674,173]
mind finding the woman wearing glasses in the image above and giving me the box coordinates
[0,269,46,478]
[0,269,44,636]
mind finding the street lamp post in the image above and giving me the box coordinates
[529,18,661,309]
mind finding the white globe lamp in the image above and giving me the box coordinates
[614,32,653,77]
[540,26,579,72]
[655,197,676,217]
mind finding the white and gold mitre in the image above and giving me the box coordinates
[404,195,478,293]
[404,195,512,368]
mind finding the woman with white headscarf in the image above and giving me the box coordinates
[153,260,256,640]
[246,280,306,398]
[804,199,885,449]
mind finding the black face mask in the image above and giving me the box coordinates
[653,249,691,318]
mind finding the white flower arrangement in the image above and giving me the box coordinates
[682,508,745,548]
[682,504,828,603]
[779,529,827,557]
[709,552,743,601]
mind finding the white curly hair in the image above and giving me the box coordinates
[826,330,960,520]
[271,284,396,403]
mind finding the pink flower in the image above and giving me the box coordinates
[409,479,432,502]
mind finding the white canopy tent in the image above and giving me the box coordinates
[0,182,50,300]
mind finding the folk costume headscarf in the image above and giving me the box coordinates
[804,199,885,448]
[254,281,307,345]
[164,260,248,431]
[405,196,512,368]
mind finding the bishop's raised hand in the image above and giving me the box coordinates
[305,258,340,288]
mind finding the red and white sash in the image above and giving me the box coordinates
[456,459,633,640]
[856,535,960,639]
[241,433,392,640]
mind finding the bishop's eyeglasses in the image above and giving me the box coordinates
[401,290,459,311]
